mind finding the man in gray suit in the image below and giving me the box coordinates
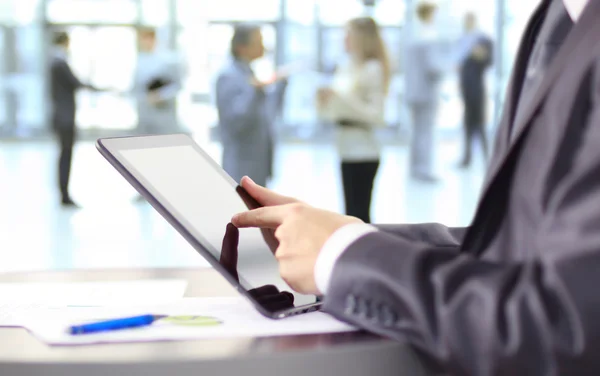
[404,1,447,182]
[232,0,600,374]
[215,24,288,187]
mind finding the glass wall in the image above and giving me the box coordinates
[46,0,139,131]
[0,0,45,136]
[280,0,318,131]
[0,0,537,141]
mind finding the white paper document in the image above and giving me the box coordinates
[0,279,188,327]
[23,297,358,346]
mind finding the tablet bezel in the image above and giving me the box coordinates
[96,134,321,319]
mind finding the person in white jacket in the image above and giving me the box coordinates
[133,28,183,135]
[316,16,391,223]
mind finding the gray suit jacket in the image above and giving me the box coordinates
[404,36,449,105]
[323,1,600,374]
[215,59,287,186]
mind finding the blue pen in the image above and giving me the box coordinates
[68,314,167,335]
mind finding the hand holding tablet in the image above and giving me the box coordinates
[96,134,321,319]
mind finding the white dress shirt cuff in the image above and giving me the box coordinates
[314,223,378,295]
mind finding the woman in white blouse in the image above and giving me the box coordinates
[317,17,391,223]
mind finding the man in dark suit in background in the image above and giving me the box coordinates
[458,13,493,168]
[49,31,99,207]
[232,0,600,374]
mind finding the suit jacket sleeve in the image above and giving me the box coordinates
[374,223,467,249]
[215,72,263,137]
[322,69,600,373]
[53,59,83,91]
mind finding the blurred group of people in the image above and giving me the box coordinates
[406,2,493,182]
[50,28,182,207]
[50,2,493,222]
[215,1,493,223]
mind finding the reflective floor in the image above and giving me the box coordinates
[0,138,486,273]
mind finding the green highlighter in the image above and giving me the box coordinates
[161,315,223,327]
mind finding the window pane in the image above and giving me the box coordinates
[280,21,318,127]
[0,89,5,129]
[284,25,317,62]
[175,0,205,26]
[67,26,137,129]
[207,24,233,56]
[285,0,315,25]
[0,0,42,25]
[46,0,137,24]
[177,0,280,23]
[261,23,276,52]
[210,0,280,21]
[321,27,345,69]
[372,0,406,26]
[381,28,401,72]
[177,26,210,93]
[14,25,45,129]
[318,0,363,25]
[90,28,137,91]
[0,27,5,128]
[140,0,170,27]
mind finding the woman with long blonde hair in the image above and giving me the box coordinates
[317,16,391,223]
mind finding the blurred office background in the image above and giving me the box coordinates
[0,0,539,272]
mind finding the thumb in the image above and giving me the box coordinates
[240,176,298,207]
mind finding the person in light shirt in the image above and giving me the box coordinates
[231,0,600,374]
[133,28,182,135]
[404,1,448,183]
[316,17,391,224]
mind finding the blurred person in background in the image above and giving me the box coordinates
[133,28,183,135]
[404,1,447,183]
[215,24,288,187]
[316,17,391,224]
[50,31,102,208]
[458,12,493,168]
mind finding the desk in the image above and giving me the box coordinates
[0,268,435,376]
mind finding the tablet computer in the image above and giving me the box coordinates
[96,134,321,319]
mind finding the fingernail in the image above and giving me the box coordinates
[242,176,255,185]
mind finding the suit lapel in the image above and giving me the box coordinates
[506,2,600,148]
[483,0,550,186]
[462,0,600,253]
[481,0,600,195]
